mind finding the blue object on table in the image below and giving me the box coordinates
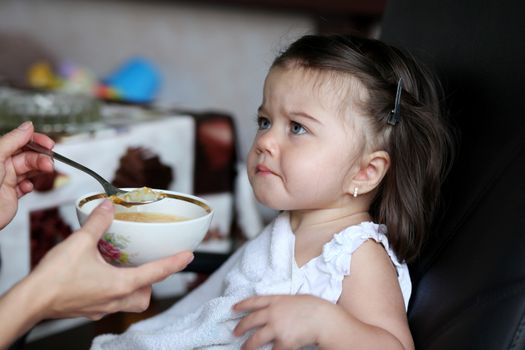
[103,57,161,103]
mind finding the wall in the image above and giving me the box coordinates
[0,0,315,158]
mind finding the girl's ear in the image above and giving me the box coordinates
[350,151,390,196]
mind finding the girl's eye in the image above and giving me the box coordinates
[257,117,271,130]
[290,121,307,135]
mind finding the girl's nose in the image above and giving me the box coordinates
[255,129,278,156]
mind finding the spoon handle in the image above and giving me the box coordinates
[24,141,121,196]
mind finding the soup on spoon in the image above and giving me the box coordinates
[110,187,166,207]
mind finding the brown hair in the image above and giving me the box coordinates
[272,34,455,262]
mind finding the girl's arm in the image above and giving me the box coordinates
[233,240,413,350]
[318,240,414,350]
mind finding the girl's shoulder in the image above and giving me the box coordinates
[321,221,393,274]
[318,221,412,307]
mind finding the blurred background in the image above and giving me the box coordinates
[0,0,386,348]
[0,0,384,158]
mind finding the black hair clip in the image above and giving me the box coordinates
[387,78,403,126]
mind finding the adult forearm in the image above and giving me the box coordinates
[0,276,50,350]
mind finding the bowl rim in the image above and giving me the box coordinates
[76,189,213,214]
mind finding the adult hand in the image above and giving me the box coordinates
[28,199,194,320]
[0,121,54,229]
[0,200,193,349]
[233,294,335,350]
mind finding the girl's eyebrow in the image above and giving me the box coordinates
[289,111,323,124]
[258,106,322,125]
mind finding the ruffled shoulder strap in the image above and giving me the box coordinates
[307,221,412,308]
[321,222,402,276]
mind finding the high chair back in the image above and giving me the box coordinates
[380,0,525,348]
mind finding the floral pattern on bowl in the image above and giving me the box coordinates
[97,233,131,265]
[77,189,214,266]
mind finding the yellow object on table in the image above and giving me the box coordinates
[27,61,62,90]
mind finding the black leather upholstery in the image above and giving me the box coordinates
[381,0,525,348]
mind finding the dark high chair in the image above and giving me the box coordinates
[380,0,525,348]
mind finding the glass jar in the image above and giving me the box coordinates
[0,87,101,135]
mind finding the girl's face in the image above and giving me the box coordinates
[247,66,365,211]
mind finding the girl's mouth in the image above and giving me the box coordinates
[256,164,274,175]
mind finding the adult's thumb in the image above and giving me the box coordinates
[81,200,114,241]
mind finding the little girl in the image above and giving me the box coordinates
[92,34,453,350]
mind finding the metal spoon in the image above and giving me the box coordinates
[24,141,164,206]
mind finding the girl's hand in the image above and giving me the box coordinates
[0,122,54,229]
[233,294,336,350]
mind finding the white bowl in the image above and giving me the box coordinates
[76,189,213,266]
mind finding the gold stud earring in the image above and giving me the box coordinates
[353,187,358,198]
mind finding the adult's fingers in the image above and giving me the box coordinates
[125,251,194,289]
[11,151,54,175]
[17,131,55,173]
[113,286,152,313]
[81,200,115,241]
[32,132,55,149]
[86,286,152,316]
[16,179,34,197]
[0,122,34,162]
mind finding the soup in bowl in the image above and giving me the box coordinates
[76,189,213,266]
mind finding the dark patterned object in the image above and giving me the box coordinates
[30,207,72,268]
[112,147,173,190]
[30,170,60,192]
[192,112,237,195]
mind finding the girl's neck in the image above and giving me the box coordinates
[289,207,371,233]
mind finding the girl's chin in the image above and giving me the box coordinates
[254,196,294,212]
[254,194,283,210]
